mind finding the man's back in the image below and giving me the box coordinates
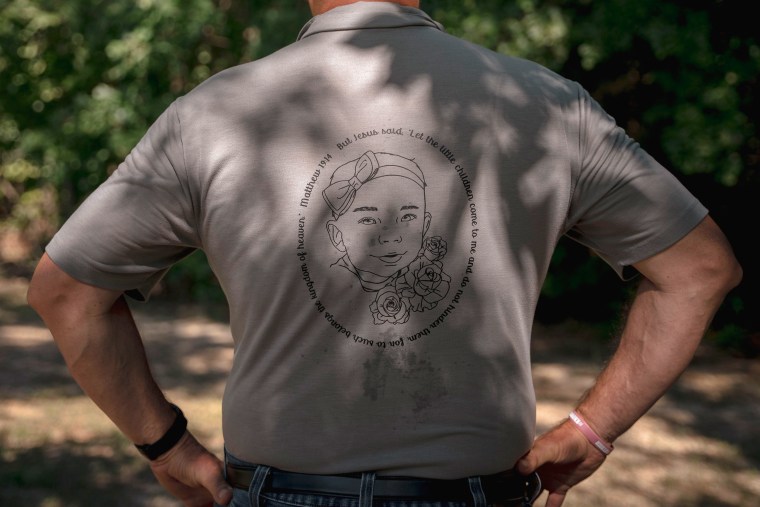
[43,2,709,480]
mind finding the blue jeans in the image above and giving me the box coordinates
[219,451,540,507]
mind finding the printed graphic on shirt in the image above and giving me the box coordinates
[296,128,480,350]
[322,151,450,325]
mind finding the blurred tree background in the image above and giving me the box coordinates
[1,0,757,354]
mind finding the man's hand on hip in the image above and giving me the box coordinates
[515,420,606,507]
[149,431,233,507]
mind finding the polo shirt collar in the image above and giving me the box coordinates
[297,1,444,41]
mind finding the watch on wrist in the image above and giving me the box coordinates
[134,403,187,460]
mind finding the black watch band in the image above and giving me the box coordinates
[134,403,187,460]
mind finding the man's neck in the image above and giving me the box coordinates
[308,0,421,16]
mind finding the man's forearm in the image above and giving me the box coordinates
[61,297,174,443]
[28,254,233,506]
[28,262,176,446]
[573,276,720,442]
[574,217,742,443]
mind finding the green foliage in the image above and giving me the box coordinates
[422,0,759,189]
[563,0,756,188]
[0,0,311,287]
[159,249,225,304]
[2,1,757,341]
[710,323,759,358]
[424,0,572,68]
[1,0,311,221]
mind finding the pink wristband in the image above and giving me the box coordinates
[569,410,614,455]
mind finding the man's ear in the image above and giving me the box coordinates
[326,221,346,252]
[423,212,431,237]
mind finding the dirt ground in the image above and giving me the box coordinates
[1,274,758,506]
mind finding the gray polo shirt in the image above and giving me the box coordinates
[46,2,707,478]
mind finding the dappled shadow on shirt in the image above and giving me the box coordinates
[15,2,736,495]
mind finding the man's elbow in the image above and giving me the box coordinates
[27,256,68,323]
[28,254,125,325]
[714,253,742,296]
[695,245,743,304]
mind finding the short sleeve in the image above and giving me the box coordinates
[45,101,199,300]
[563,86,708,279]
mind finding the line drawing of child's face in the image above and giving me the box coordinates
[327,175,431,279]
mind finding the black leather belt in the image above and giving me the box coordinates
[226,464,540,504]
